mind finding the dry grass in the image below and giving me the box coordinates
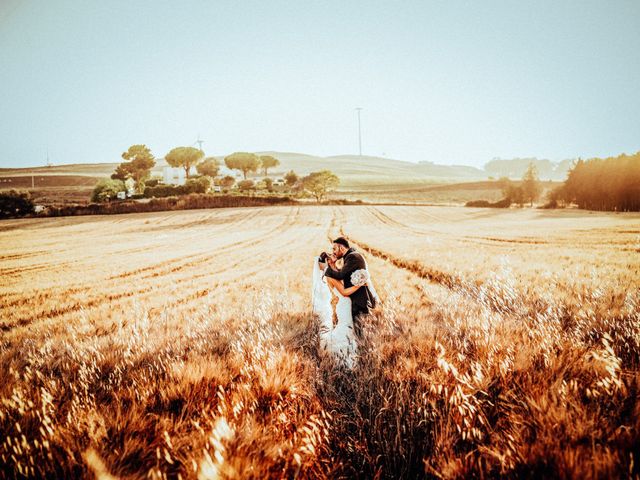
[0,205,638,479]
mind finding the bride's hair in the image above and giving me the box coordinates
[318,252,330,262]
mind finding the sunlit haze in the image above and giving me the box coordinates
[1,0,639,168]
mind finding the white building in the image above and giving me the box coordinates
[217,165,244,180]
[163,164,243,185]
[163,166,196,185]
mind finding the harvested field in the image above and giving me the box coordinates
[1,205,639,478]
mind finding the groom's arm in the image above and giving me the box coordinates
[324,255,358,281]
[324,264,346,281]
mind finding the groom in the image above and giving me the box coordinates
[321,237,375,338]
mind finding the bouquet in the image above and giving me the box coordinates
[350,269,370,287]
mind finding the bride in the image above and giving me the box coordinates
[311,253,378,369]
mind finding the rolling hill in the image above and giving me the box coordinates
[0,152,487,186]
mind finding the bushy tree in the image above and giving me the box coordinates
[0,190,34,218]
[224,152,260,179]
[220,176,236,189]
[196,157,220,177]
[91,179,125,203]
[521,163,542,207]
[259,155,280,176]
[264,177,274,192]
[193,175,213,193]
[111,144,156,193]
[166,146,204,179]
[500,179,524,207]
[110,164,129,181]
[302,170,339,202]
[238,179,255,191]
[285,170,298,187]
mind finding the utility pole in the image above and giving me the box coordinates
[355,107,363,156]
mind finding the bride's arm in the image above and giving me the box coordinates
[325,276,365,296]
[342,284,362,296]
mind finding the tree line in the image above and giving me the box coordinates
[549,152,640,211]
[110,145,283,192]
[93,144,340,203]
[468,151,639,212]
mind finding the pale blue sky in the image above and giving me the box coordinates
[1,0,639,168]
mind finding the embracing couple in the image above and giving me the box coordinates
[311,237,380,368]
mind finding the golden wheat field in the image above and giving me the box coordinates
[1,205,639,479]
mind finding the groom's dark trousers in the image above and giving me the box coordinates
[324,247,374,338]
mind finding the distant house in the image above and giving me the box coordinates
[162,166,196,185]
[217,165,244,180]
[162,165,242,185]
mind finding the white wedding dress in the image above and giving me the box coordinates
[311,258,380,369]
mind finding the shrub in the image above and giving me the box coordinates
[465,198,511,208]
[144,177,214,198]
[191,176,213,194]
[144,185,181,198]
[238,179,255,192]
[220,176,236,189]
[44,194,297,217]
[490,198,512,208]
[0,190,34,218]
[91,179,125,203]
[465,200,491,208]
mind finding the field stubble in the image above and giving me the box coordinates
[0,205,639,479]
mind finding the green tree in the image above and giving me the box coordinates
[264,177,274,192]
[501,179,524,207]
[165,146,204,179]
[220,175,236,189]
[196,157,220,177]
[284,170,298,187]
[110,164,130,181]
[185,176,212,194]
[111,144,156,193]
[91,179,125,203]
[238,179,255,191]
[302,170,339,202]
[521,162,542,207]
[259,155,280,176]
[224,152,261,179]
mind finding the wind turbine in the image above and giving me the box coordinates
[195,135,204,152]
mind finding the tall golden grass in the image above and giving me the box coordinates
[0,205,638,478]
